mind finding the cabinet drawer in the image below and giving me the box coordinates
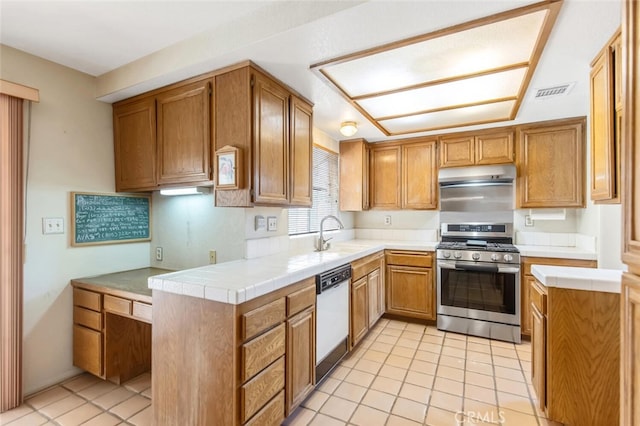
[530,279,547,315]
[132,301,152,322]
[73,288,101,311]
[352,251,383,281]
[242,323,286,382]
[244,390,285,426]
[240,357,285,423]
[104,294,132,316]
[73,306,102,331]
[386,251,432,267]
[242,298,286,341]
[73,324,102,377]
[287,282,315,317]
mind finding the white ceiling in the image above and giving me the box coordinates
[0,0,622,142]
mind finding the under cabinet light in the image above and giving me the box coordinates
[159,187,210,196]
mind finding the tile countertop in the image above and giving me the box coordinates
[515,244,597,260]
[531,265,622,294]
[148,239,438,305]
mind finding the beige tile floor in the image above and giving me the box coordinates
[0,372,151,426]
[1,319,560,426]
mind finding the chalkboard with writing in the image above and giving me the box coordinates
[71,192,151,246]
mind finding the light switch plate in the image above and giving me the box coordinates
[42,217,64,234]
[267,216,277,231]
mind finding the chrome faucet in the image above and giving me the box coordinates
[315,215,345,251]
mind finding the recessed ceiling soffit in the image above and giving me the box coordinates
[311,0,564,136]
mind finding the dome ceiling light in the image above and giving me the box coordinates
[339,121,358,137]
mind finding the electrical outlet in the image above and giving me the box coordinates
[209,250,217,264]
[267,216,277,231]
[254,215,266,231]
[156,247,163,261]
[42,217,64,234]
[384,215,392,226]
[525,215,534,227]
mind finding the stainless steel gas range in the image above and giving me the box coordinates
[436,223,521,343]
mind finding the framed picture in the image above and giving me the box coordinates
[215,145,243,189]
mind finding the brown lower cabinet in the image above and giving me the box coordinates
[350,251,385,348]
[385,250,435,320]
[152,277,316,426]
[71,286,152,384]
[530,278,619,425]
[520,256,596,337]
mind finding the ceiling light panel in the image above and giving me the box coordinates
[358,67,527,119]
[312,1,562,135]
[321,10,546,98]
[379,100,516,134]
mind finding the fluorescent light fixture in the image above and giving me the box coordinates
[159,187,210,196]
[312,1,561,135]
[340,121,358,137]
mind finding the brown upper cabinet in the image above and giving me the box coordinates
[516,117,586,208]
[590,28,622,204]
[439,129,514,168]
[156,80,212,186]
[113,98,157,192]
[370,144,402,209]
[113,78,213,192]
[113,61,312,206]
[368,137,438,210]
[214,64,313,207]
[339,139,370,211]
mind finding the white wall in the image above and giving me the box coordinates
[0,45,151,395]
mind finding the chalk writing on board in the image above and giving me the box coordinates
[72,193,151,245]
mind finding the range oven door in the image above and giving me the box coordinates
[437,260,520,325]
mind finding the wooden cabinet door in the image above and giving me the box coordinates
[367,269,380,328]
[386,265,434,320]
[156,80,211,185]
[370,145,401,209]
[517,118,585,208]
[402,139,437,209]
[531,305,546,412]
[113,98,157,191]
[622,273,640,426]
[350,276,369,348]
[590,49,616,202]
[623,0,640,273]
[339,139,369,211]
[476,131,514,165]
[289,96,312,207]
[377,266,385,320]
[73,325,102,378]
[286,306,315,415]
[622,4,640,424]
[439,135,474,168]
[521,275,535,336]
[253,73,290,205]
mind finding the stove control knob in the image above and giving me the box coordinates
[453,252,462,259]
[472,252,480,261]
[442,251,451,259]
[503,254,513,262]
[491,253,500,261]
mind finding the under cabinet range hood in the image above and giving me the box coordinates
[439,164,516,222]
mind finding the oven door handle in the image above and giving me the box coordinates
[497,267,520,274]
[455,263,499,273]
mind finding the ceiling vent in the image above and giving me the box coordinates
[534,82,575,99]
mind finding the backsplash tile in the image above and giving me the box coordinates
[516,231,594,249]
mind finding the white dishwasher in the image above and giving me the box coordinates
[315,264,351,383]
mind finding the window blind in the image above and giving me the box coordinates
[288,146,340,235]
